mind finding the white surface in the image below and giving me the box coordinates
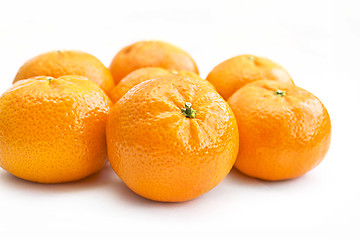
[0,0,359,239]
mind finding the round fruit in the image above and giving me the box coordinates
[109,67,171,102]
[227,80,331,181]
[109,67,211,102]
[13,50,115,95]
[206,55,293,100]
[109,40,199,84]
[107,76,239,202]
[0,76,112,183]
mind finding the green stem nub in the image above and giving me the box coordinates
[181,102,197,118]
[46,77,54,82]
[274,89,286,97]
[248,56,255,61]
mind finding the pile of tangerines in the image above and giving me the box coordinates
[0,41,331,202]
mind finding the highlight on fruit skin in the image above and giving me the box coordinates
[13,50,115,95]
[0,75,112,183]
[106,75,239,202]
[227,80,331,181]
[108,67,213,103]
[109,40,199,84]
[206,54,293,100]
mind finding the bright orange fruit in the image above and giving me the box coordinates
[107,76,239,202]
[227,80,331,181]
[0,76,112,183]
[207,55,293,100]
[109,67,171,102]
[109,67,211,102]
[109,40,199,84]
[13,50,115,95]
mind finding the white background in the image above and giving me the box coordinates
[0,0,359,239]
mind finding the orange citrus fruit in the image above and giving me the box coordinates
[0,76,112,183]
[227,80,331,181]
[13,50,115,95]
[207,55,293,99]
[109,67,211,102]
[107,76,239,202]
[109,40,199,84]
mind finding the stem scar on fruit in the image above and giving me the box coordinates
[274,89,286,97]
[181,102,197,118]
[46,77,54,82]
